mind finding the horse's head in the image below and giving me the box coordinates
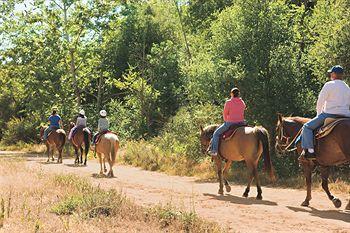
[275,113,308,154]
[69,122,75,130]
[199,124,218,154]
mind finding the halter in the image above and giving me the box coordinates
[276,121,302,153]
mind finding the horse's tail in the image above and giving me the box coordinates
[58,130,66,149]
[255,127,276,182]
[83,130,90,155]
[109,136,119,166]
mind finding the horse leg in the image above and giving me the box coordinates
[46,145,50,162]
[320,166,341,208]
[58,147,63,164]
[80,146,83,164]
[51,147,55,161]
[223,161,232,193]
[253,165,262,200]
[74,147,79,164]
[103,157,107,173]
[107,160,114,178]
[243,162,254,198]
[214,157,224,195]
[98,153,104,175]
[301,162,314,207]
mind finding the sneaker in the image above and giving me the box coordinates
[208,151,218,157]
[301,150,316,160]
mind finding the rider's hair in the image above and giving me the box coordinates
[79,114,85,118]
[230,88,240,97]
[52,110,57,115]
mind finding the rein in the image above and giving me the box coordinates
[277,123,303,153]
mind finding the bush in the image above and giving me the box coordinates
[2,116,40,145]
[153,103,221,162]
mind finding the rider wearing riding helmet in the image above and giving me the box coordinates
[92,110,109,144]
[68,109,87,140]
[43,107,62,141]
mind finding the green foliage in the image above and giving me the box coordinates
[154,104,221,162]
[2,117,41,145]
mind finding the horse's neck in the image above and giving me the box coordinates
[286,122,303,138]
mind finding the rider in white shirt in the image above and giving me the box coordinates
[301,65,350,159]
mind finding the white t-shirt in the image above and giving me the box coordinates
[317,79,350,116]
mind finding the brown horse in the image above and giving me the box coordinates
[92,133,119,177]
[40,126,66,163]
[68,122,91,165]
[200,125,275,199]
[275,114,350,209]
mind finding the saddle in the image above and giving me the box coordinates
[315,118,350,139]
[72,126,91,137]
[95,130,115,144]
[221,122,248,141]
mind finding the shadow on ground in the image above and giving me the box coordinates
[203,193,278,206]
[287,206,350,223]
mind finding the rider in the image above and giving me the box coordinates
[43,107,62,141]
[68,109,87,140]
[301,65,350,159]
[92,110,109,144]
[208,88,246,156]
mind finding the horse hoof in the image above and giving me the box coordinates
[332,198,342,208]
[346,202,350,210]
[242,192,248,198]
[104,168,107,173]
[225,185,231,193]
[256,195,263,200]
[218,190,224,195]
[301,200,309,207]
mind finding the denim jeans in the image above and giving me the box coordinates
[301,112,341,149]
[210,122,242,153]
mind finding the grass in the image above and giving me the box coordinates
[0,157,223,232]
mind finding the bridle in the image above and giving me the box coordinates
[276,120,302,153]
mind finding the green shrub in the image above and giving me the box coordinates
[2,117,40,145]
[153,103,221,162]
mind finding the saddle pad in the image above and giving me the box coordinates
[95,130,115,144]
[221,124,247,141]
[316,118,350,139]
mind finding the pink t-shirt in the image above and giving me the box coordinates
[223,97,246,123]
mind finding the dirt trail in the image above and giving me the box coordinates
[2,152,349,233]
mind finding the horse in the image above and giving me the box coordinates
[40,126,66,163]
[68,122,91,165]
[275,113,350,209]
[200,124,275,199]
[92,132,119,177]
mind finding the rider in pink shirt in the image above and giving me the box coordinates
[209,88,246,156]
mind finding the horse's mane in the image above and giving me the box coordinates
[285,116,310,125]
[202,124,219,139]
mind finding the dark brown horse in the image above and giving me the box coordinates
[40,126,66,163]
[200,125,275,199]
[276,113,350,209]
[68,122,91,165]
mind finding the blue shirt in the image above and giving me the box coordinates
[49,115,61,128]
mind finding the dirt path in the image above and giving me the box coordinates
[2,152,349,233]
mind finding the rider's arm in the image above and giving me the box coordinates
[59,120,63,128]
[223,102,229,121]
[316,83,330,115]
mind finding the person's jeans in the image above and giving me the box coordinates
[43,126,58,140]
[301,112,341,149]
[210,122,241,153]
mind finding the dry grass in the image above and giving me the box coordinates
[0,157,222,233]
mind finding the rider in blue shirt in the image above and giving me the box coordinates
[43,107,62,141]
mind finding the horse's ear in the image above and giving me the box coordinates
[200,125,204,133]
[277,113,283,123]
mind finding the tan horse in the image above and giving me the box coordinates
[40,126,66,163]
[68,122,91,165]
[276,114,350,209]
[92,133,119,177]
[200,125,275,199]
